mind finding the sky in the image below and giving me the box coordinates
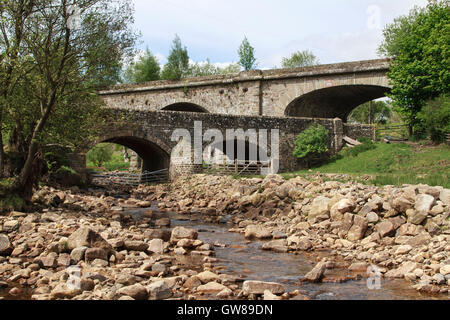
[131,0,428,69]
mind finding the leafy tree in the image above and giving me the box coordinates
[348,100,393,124]
[87,143,113,167]
[417,95,450,143]
[238,36,257,71]
[281,50,319,68]
[378,0,450,135]
[0,0,137,199]
[123,48,160,83]
[293,123,329,166]
[161,35,190,80]
[188,59,241,77]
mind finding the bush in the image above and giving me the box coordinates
[293,123,329,160]
[417,95,450,143]
[87,143,113,167]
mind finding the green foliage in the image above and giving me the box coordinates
[348,100,393,124]
[281,50,319,68]
[161,35,190,80]
[293,123,330,159]
[87,143,113,167]
[238,37,257,71]
[123,48,161,83]
[0,0,137,194]
[378,1,450,132]
[417,95,450,143]
[188,59,241,77]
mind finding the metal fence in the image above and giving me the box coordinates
[90,169,169,186]
[202,159,271,176]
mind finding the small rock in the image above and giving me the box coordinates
[242,281,285,295]
[303,262,327,282]
[147,280,172,300]
[116,284,148,300]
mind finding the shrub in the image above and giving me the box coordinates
[293,123,329,160]
[87,144,113,167]
[417,95,450,143]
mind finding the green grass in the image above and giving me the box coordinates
[87,150,130,172]
[282,142,450,188]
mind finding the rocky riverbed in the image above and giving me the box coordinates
[0,174,449,300]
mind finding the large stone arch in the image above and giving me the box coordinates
[283,84,391,121]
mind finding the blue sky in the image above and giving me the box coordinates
[132,0,428,68]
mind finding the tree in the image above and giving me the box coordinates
[87,143,113,167]
[238,36,257,71]
[123,48,160,83]
[0,0,137,199]
[161,35,190,80]
[378,0,449,135]
[188,59,241,77]
[281,50,319,68]
[348,100,393,124]
[417,95,450,143]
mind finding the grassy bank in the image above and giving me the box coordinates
[282,142,450,188]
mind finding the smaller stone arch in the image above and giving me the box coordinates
[84,130,171,173]
[161,102,209,113]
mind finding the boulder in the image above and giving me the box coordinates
[197,281,228,293]
[67,227,112,253]
[244,225,272,240]
[330,199,356,221]
[147,239,167,254]
[376,221,395,238]
[308,196,331,221]
[261,239,288,253]
[438,189,450,206]
[124,240,148,252]
[116,284,148,300]
[414,194,435,214]
[196,271,220,284]
[170,227,198,244]
[0,234,13,256]
[84,248,108,262]
[147,280,172,300]
[390,197,414,213]
[303,261,327,282]
[347,216,368,241]
[242,281,285,295]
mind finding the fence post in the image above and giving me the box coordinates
[235,159,238,174]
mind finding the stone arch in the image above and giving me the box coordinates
[284,84,391,121]
[160,102,209,113]
[85,130,171,173]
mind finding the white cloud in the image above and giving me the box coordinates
[131,0,431,68]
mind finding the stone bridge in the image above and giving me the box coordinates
[100,58,390,121]
[71,59,390,180]
[71,110,344,180]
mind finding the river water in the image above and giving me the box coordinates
[142,207,449,300]
[1,204,448,300]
